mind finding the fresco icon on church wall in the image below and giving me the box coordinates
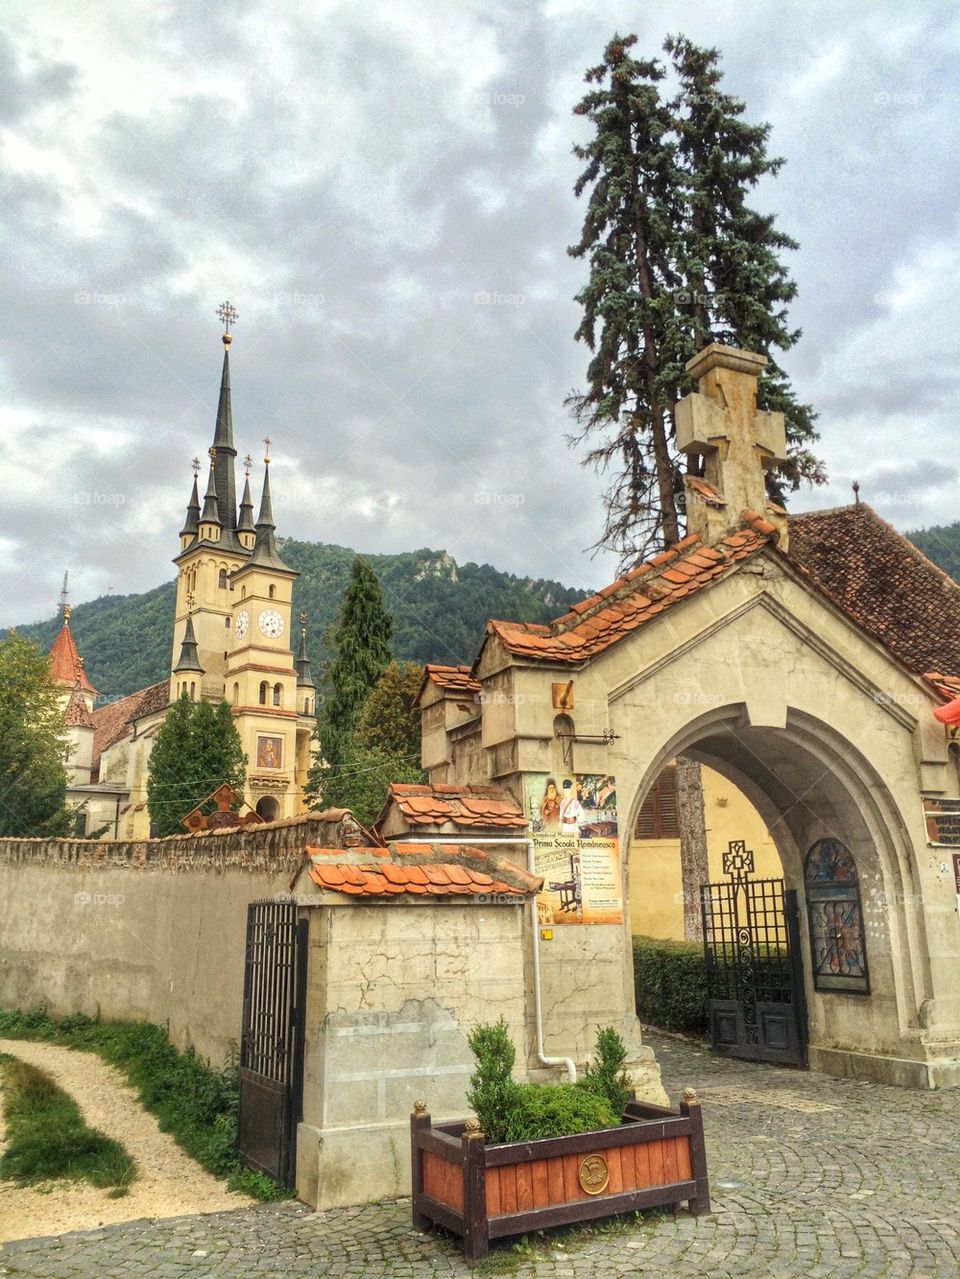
[257,735,283,769]
[524,772,623,926]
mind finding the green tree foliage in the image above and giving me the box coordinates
[146,693,247,837]
[354,660,424,758]
[309,556,393,781]
[8,546,591,702]
[568,32,824,563]
[0,633,73,837]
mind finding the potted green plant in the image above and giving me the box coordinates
[410,1020,710,1261]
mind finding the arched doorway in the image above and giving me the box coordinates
[623,705,926,1073]
[256,796,280,823]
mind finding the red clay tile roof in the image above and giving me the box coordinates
[380,782,526,830]
[305,841,541,898]
[488,525,772,662]
[788,505,960,682]
[422,664,481,695]
[49,625,97,694]
[686,477,725,507]
[90,681,169,771]
[64,689,94,729]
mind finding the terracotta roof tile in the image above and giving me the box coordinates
[49,624,97,694]
[485,523,772,664]
[64,689,94,729]
[422,664,481,695]
[303,839,541,900]
[89,681,169,773]
[788,504,960,684]
[380,782,526,831]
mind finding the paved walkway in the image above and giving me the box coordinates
[3,1031,959,1277]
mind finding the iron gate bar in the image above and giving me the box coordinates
[700,841,805,1067]
[237,900,307,1187]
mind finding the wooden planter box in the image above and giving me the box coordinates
[411,1092,710,1262]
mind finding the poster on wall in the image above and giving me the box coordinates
[523,772,623,925]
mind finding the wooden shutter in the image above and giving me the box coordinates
[635,765,679,839]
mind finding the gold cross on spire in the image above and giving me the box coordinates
[243,453,253,477]
[216,300,238,333]
[263,436,272,464]
[186,592,196,612]
[192,456,201,478]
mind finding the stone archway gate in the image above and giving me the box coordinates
[700,841,808,1066]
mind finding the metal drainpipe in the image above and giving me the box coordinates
[392,835,577,1082]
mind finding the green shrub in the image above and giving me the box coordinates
[466,1018,621,1144]
[0,1056,137,1193]
[0,1008,290,1200]
[632,936,709,1034]
[578,1026,631,1116]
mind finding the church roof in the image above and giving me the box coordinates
[421,664,481,696]
[49,623,97,694]
[787,504,960,683]
[90,681,169,773]
[481,502,960,691]
[486,516,774,663]
[64,688,94,729]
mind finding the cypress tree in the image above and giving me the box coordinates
[147,694,246,837]
[0,633,73,838]
[304,556,393,805]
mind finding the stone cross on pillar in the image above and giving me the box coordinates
[675,344,787,546]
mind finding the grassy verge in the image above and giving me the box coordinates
[0,1053,137,1196]
[0,1009,290,1201]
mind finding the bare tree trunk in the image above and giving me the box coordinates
[675,756,709,941]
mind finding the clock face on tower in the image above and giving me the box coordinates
[258,608,284,638]
[235,609,250,640]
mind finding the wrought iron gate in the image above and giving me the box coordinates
[700,841,807,1066]
[237,900,308,1187]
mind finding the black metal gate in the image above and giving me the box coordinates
[237,900,308,1187]
[700,841,807,1066]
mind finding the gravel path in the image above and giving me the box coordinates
[0,1039,251,1242]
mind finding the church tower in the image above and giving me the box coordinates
[167,303,314,822]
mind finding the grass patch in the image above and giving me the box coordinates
[0,1008,291,1202]
[0,1054,137,1195]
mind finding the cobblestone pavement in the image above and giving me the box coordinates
[3,1031,959,1278]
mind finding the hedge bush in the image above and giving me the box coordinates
[632,936,709,1034]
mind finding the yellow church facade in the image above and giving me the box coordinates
[60,318,316,838]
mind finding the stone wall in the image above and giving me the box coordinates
[0,813,351,1063]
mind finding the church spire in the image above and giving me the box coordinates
[248,439,294,572]
[296,612,315,689]
[180,457,201,542]
[211,301,241,549]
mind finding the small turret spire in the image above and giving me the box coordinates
[200,450,221,527]
[296,611,315,689]
[180,457,202,540]
[173,611,205,675]
[237,453,256,541]
[247,445,293,571]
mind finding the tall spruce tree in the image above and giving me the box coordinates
[0,633,73,837]
[303,555,393,807]
[147,693,246,837]
[568,32,824,562]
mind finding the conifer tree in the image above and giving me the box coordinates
[568,32,824,563]
[0,633,73,837]
[147,693,246,837]
[304,556,393,806]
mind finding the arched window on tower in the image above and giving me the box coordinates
[259,681,268,705]
[233,682,239,706]
[804,838,869,994]
[189,681,196,700]
[268,584,276,599]
[273,683,282,707]
[218,569,228,589]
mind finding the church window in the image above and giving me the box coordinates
[259,681,268,705]
[268,584,276,599]
[635,765,679,840]
[190,681,196,699]
[233,682,239,705]
[225,615,231,628]
[241,586,246,599]
[304,696,311,714]
[804,838,869,994]
[218,569,228,589]
[273,683,282,707]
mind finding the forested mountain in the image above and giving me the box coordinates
[908,521,960,583]
[11,543,590,701]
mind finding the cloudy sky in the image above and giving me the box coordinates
[2,0,958,627]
